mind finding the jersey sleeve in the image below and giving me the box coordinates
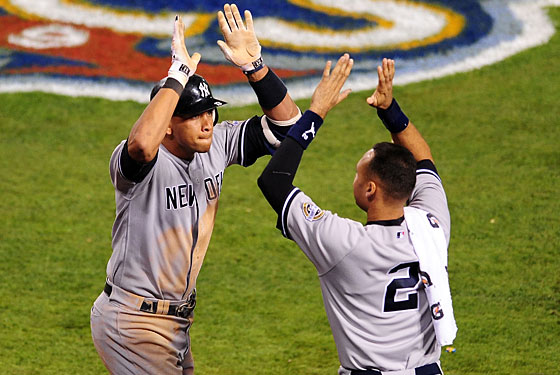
[408,159,451,244]
[110,140,132,191]
[109,140,156,198]
[214,114,299,168]
[280,189,362,275]
[119,140,158,182]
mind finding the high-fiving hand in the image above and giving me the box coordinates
[366,58,395,110]
[309,53,354,119]
[217,3,262,69]
[169,15,200,83]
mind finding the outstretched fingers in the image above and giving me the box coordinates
[322,60,333,78]
[367,58,395,109]
[342,54,354,83]
[379,58,395,87]
[335,56,354,104]
[244,10,254,31]
[377,63,388,89]
[382,58,390,82]
[171,15,184,58]
[310,53,354,118]
[338,56,354,101]
[216,3,261,66]
[388,59,395,80]
[344,55,354,76]
[231,4,245,30]
[217,10,231,35]
[171,15,200,69]
[223,4,237,31]
[331,53,353,89]
[174,15,184,38]
[171,16,186,59]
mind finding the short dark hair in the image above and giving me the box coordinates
[369,142,417,201]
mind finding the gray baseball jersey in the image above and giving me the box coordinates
[279,163,450,371]
[107,118,255,301]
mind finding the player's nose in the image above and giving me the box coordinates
[201,111,213,131]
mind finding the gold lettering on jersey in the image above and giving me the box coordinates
[302,202,324,222]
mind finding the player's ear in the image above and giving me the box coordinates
[166,120,173,136]
[366,181,376,202]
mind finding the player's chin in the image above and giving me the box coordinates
[194,138,212,153]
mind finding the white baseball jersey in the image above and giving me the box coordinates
[279,163,450,371]
[107,118,258,301]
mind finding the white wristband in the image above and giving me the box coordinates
[168,60,193,87]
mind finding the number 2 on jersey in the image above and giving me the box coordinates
[383,262,420,312]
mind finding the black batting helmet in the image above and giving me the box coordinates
[151,74,227,124]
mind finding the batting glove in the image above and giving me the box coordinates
[168,15,200,87]
[217,4,263,75]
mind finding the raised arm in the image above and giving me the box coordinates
[217,4,299,121]
[127,16,200,163]
[258,54,353,213]
[366,58,433,163]
[368,59,450,239]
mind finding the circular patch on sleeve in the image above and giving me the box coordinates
[302,202,325,222]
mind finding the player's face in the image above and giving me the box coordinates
[170,109,214,156]
[353,150,374,212]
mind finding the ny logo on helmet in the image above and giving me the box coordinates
[199,82,210,98]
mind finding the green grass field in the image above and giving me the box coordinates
[1,7,559,375]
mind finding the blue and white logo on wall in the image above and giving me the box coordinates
[0,0,558,105]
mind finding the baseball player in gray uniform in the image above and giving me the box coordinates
[258,55,456,375]
[90,4,301,374]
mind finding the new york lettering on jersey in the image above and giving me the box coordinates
[165,170,223,209]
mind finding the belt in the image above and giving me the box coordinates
[350,363,442,375]
[104,282,196,319]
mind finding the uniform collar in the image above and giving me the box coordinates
[366,216,405,226]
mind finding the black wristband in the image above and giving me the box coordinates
[162,77,184,96]
[249,68,288,110]
[376,98,409,133]
[286,110,323,149]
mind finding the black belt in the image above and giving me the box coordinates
[350,363,442,375]
[104,283,196,319]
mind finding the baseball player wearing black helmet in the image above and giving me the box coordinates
[150,74,227,124]
[90,4,301,374]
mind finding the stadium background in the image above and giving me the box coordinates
[0,1,558,374]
